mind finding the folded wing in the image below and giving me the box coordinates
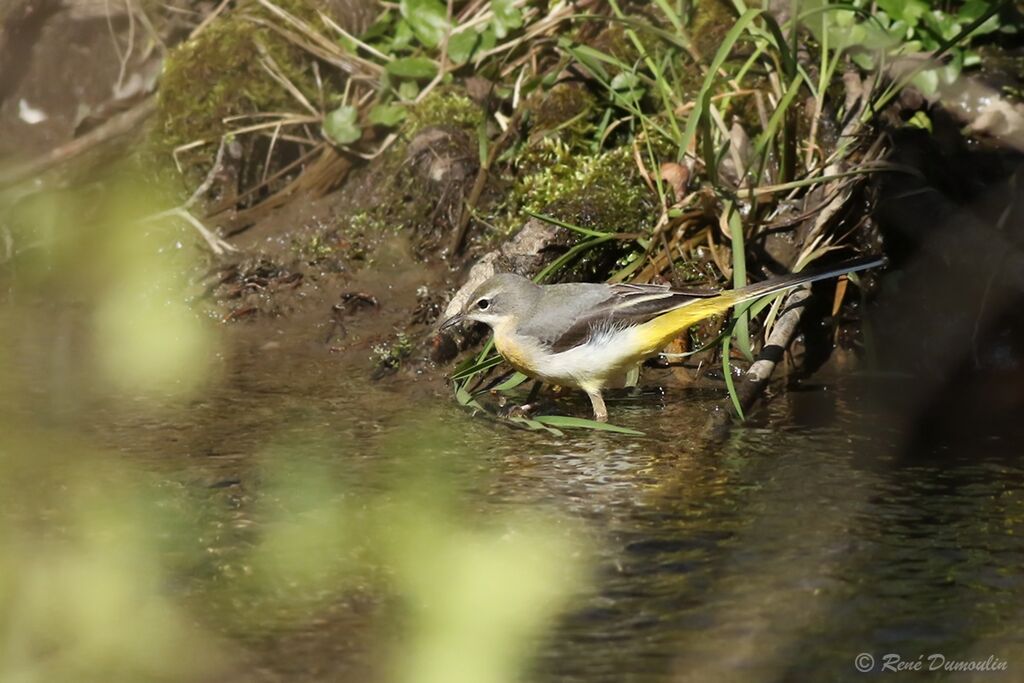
[520,282,720,353]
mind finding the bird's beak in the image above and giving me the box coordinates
[438,312,465,332]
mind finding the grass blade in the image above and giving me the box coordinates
[534,235,615,283]
[724,203,753,362]
[533,415,644,436]
[508,416,565,436]
[677,8,761,162]
[493,372,529,392]
[450,354,504,381]
[721,333,746,420]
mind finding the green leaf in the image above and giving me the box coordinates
[362,10,396,42]
[508,416,564,436]
[455,382,485,409]
[335,31,357,53]
[524,210,614,239]
[478,25,497,54]
[322,105,361,145]
[678,8,761,163]
[610,71,639,91]
[721,335,745,420]
[447,29,480,64]
[533,415,644,436]
[907,110,932,133]
[911,67,939,96]
[398,80,420,100]
[493,372,529,392]
[492,0,523,39]
[533,235,615,283]
[368,103,407,127]
[959,0,1001,35]
[876,0,927,25]
[450,354,504,381]
[851,51,877,72]
[609,71,643,105]
[391,18,415,51]
[725,204,753,363]
[399,0,448,48]
[564,44,612,82]
[386,56,439,80]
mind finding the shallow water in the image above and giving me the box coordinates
[4,315,1024,682]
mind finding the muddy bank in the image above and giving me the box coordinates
[2,0,1024,432]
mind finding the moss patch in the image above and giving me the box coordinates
[524,82,597,143]
[689,0,736,62]
[153,0,320,155]
[404,89,484,136]
[515,143,654,232]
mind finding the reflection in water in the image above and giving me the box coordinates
[4,304,1024,681]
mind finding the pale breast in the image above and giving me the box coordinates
[493,329,580,388]
[495,326,647,391]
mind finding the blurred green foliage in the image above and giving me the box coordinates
[0,171,588,682]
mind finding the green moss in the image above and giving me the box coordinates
[589,23,638,66]
[524,83,596,142]
[153,0,319,155]
[514,143,653,232]
[403,89,484,136]
[689,0,736,62]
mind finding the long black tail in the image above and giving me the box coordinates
[732,255,887,303]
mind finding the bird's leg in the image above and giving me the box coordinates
[586,390,608,422]
[506,403,537,419]
[502,381,543,419]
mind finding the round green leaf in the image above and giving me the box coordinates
[323,105,362,145]
[368,103,407,128]
[610,71,639,91]
[447,28,480,65]
[492,0,523,39]
[399,0,448,48]
[398,80,421,100]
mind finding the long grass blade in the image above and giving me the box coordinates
[677,8,761,162]
[533,415,644,436]
[451,354,504,381]
[721,334,746,420]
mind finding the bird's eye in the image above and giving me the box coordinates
[477,298,490,310]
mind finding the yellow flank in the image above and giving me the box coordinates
[632,291,743,356]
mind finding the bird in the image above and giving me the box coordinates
[440,256,885,422]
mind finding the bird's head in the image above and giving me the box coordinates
[439,273,540,333]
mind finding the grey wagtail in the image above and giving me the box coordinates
[440,256,884,422]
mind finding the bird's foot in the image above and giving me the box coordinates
[503,403,538,419]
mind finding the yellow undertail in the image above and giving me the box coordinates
[633,290,747,356]
[632,256,885,357]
